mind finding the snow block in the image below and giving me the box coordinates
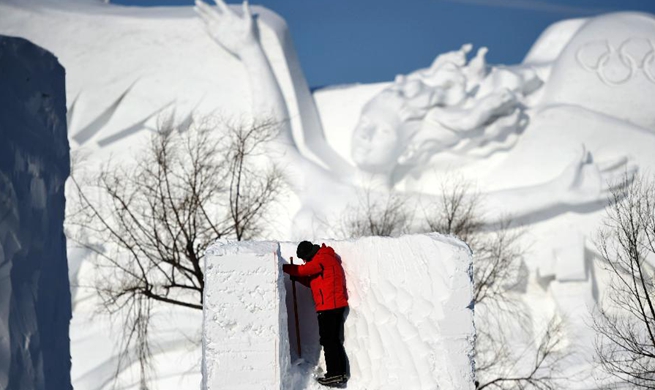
[203,234,475,390]
[203,241,289,390]
[0,36,72,389]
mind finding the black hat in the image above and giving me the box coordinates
[296,241,315,260]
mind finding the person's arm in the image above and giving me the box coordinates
[195,1,294,146]
[415,146,634,226]
[283,260,323,278]
[195,0,355,181]
[484,146,634,223]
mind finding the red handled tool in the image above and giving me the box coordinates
[290,256,302,357]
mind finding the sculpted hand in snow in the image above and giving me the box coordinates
[194,0,257,58]
[553,145,636,206]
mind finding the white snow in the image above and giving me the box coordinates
[540,12,655,129]
[202,241,288,390]
[0,2,311,388]
[2,1,655,389]
[0,0,321,167]
[0,35,72,390]
[203,234,475,390]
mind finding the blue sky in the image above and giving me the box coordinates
[112,0,655,88]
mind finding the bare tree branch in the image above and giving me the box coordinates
[67,115,285,388]
[592,174,655,388]
[338,188,412,238]
[421,176,567,389]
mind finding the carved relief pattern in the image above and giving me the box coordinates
[576,38,655,86]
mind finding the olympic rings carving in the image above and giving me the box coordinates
[575,38,655,86]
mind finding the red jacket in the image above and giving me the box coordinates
[283,244,348,312]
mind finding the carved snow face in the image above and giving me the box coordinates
[351,100,405,175]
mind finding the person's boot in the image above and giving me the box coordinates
[317,374,348,387]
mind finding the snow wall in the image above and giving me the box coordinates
[0,36,72,390]
[203,234,475,390]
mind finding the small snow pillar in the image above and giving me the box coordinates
[0,36,72,389]
[202,241,290,390]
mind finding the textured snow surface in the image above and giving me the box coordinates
[541,12,655,129]
[203,241,289,390]
[0,35,72,390]
[203,234,475,390]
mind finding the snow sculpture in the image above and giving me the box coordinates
[0,0,317,153]
[0,0,310,390]
[4,1,655,387]
[195,0,632,238]
[0,36,72,390]
[541,13,655,128]
[0,4,309,387]
[203,234,475,390]
[197,4,655,387]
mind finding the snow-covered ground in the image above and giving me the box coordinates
[2,0,655,388]
[203,235,475,390]
[0,35,72,390]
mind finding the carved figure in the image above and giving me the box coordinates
[195,0,634,237]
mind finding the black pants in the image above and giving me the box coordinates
[317,307,348,377]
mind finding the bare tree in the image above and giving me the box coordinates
[593,174,655,389]
[334,174,565,388]
[225,119,285,240]
[422,177,567,389]
[425,178,483,246]
[339,189,412,238]
[423,178,524,307]
[331,173,567,388]
[476,316,568,390]
[67,116,284,386]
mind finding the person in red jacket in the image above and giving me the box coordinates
[283,241,349,387]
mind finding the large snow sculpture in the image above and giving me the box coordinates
[195,0,634,239]
[0,36,72,390]
[196,4,655,387]
[202,234,475,390]
[3,0,655,388]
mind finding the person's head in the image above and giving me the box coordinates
[350,80,441,177]
[351,96,405,175]
[296,240,319,261]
